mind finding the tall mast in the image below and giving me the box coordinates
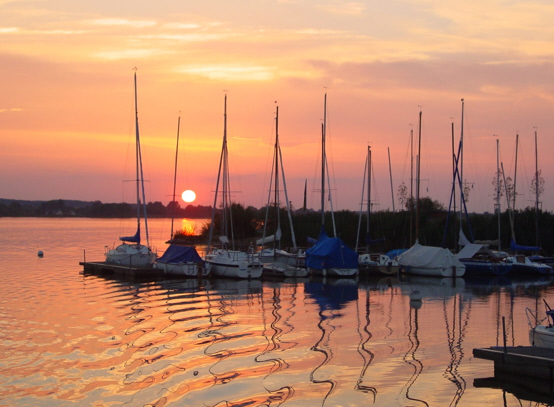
[409,125,414,245]
[223,94,234,248]
[367,145,372,250]
[501,162,516,242]
[535,129,540,248]
[223,95,228,239]
[134,71,149,247]
[207,93,229,252]
[452,120,457,245]
[321,94,327,226]
[170,114,181,239]
[133,72,140,236]
[459,99,464,220]
[513,133,519,211]
[388,147,395,212]
[415,109,422,243]
[496,138,501,251]
[278,124,297,249]
[274,106,280,250]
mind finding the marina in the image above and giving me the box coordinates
[3,2,554,405]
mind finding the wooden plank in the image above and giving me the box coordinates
[474,346,554,381]
[80,261,162,277]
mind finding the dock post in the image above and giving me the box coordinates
[502,316,507,352]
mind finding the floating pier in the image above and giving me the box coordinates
[80,261,163,278]
[474,346,554,382]
[474,346,554,402]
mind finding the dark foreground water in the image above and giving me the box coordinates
[1,217,553,406]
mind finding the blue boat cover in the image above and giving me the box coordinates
[120,224,140,244]
[510,239,540,252]
[385,248,407,259]
[304,281,358,311]
[366,236,385,245]
[157,244,203,264]
[305,227,358,270]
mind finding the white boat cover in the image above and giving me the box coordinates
[398,243,464,269]
[458,230,471,246]
[256,229,282,245]
[456,243,498,259]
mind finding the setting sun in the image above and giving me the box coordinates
[181,190,196,203]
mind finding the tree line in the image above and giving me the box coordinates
[0,199,212,218]
[2,197,553,255]
[193,197,554,256]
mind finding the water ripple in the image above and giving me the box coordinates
[2,219,554,406]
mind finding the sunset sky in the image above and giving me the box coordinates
[2,0,554,214]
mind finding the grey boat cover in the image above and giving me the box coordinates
[398,242,464,269]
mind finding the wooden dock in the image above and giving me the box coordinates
[474,346,554,381]
[80,261,163,278]
[474,346,554,402]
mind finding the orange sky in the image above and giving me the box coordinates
[1,0,554,213]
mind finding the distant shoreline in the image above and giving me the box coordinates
[0,198,213,219]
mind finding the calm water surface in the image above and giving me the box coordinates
[1,217,552,407]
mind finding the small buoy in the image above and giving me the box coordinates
[37,250,44,257]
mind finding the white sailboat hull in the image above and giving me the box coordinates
[263,260,308,278]
[105,243,156,267]
[153,261,209,277]
[257,248,307,277]
[530,325,554,348]
[308,267,358,277]
[401,265,465,277]
[256,248,305,267]
[205,249,263,279]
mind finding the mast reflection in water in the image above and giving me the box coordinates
[1,218,554,406]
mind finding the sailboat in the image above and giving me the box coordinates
[356,145,397,273]
[527,300,554,348]
[256,105,307,277]
[504,132,552,274]
[204,94,263,279]
[457,139,511,275]
[105,72,156,267]
[305,94,359,277]
[448,120,510,276]
[154,115,208,277]
[397,109,465,277]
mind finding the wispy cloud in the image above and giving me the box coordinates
[0,26,82,35]
[0,27,18,33]
[86,18,157,28]
[163,22,203,30]
[93,48,171,60]
[176,64,275,81]
[136,32,233,42]
[317,2,366,15]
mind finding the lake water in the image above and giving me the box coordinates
[1,217,552,406]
